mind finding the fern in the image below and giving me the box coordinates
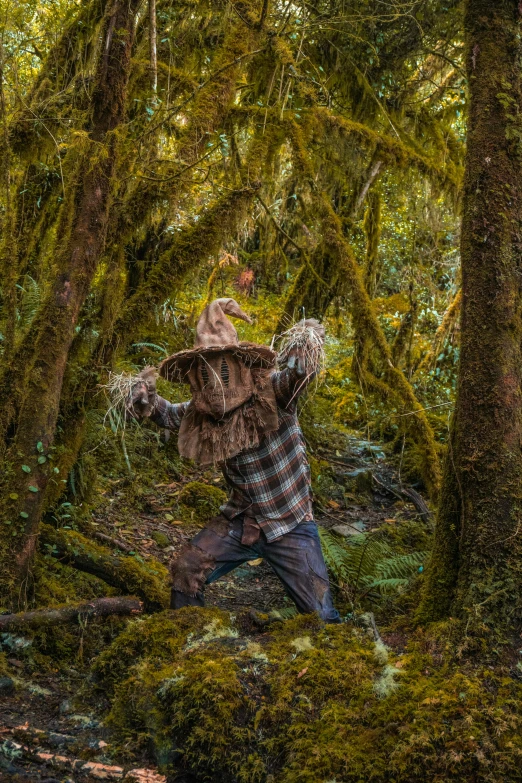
[319,527,425,606]
[17,275,42,328]
[132,342,168,356]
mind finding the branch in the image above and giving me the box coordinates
[92,530,134,553]
[149,0,158,93]
[0,596,143,631]
[40,525,169,611]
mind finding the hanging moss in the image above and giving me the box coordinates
[362,190,381,298]
[285,119,441,500]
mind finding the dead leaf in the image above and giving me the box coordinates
[297,667,309,679]
[248,558,263,566]
[327,500,340,509]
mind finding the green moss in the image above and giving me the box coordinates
[91,610,522,782]
[151,531,170,548]
[178,481,227,524]
[40,525,170,610]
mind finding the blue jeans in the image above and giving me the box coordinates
[170,518,341,623]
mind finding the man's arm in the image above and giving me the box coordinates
[149,396,190,431]
[126,367,189,432]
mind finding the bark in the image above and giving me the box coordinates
[420,0,522,627]
[149,0,158,93]
[0,596,143,631]
[0,0,141,609]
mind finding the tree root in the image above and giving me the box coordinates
[40,525,170,611]
[0,596,143,631]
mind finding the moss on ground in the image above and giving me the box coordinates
[88,608,522,782]
[178,480,228,524]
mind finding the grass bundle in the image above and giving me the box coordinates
[274,320,326,384]
[99,371,144,434]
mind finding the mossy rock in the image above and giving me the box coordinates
[178,481,227,524]
[151,531,170,548]
[90,610,522,783]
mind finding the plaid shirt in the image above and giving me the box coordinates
[150,369,313,541]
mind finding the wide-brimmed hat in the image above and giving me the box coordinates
[159,298,276,381]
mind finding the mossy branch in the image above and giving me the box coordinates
[414,289,461,379]
[39,525,169,612]
[107,183,260,352]
[0,595,143,631]
[286,120,441,499]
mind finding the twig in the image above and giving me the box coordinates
[92,530,134,553]
[392,401,454,417]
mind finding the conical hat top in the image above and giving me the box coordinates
[194,298,251,347]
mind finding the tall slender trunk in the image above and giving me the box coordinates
[0,0,140,609]
[149,0,158,93]
[419,0,522,629]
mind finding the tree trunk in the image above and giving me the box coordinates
[0,0,140,609]
[419,0,522,629]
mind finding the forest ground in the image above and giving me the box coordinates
[0,424,425,782]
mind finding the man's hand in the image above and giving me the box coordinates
[126,367,157,418]
[285,319,325,377]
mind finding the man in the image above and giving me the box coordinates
[129,298,340,623]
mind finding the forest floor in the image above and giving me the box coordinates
[0,429,429,783]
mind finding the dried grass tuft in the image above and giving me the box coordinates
[274,321,326,379]
[99,371,143,434]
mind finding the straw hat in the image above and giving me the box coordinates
[159,298,276,381]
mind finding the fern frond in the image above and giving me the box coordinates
[132,342,168,356]
[17,275,42,328]
[375,552,426,581]
[319,527,425,603]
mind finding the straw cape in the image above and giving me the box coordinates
[159,298,275,381]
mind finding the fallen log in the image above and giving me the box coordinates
[371,474,432,521]
[0,596,143,632]
[40,525,170,611]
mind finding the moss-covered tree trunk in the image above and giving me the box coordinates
[420,0,522,628]
[0,0,140,609]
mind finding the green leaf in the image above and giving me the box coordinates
[22,465,31,473]
[53,467,60,474]
[20,511,29,519]
[36,441,44,453]
[28,486,39,493]
[9,493,18,500]
[38,456,46,464]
